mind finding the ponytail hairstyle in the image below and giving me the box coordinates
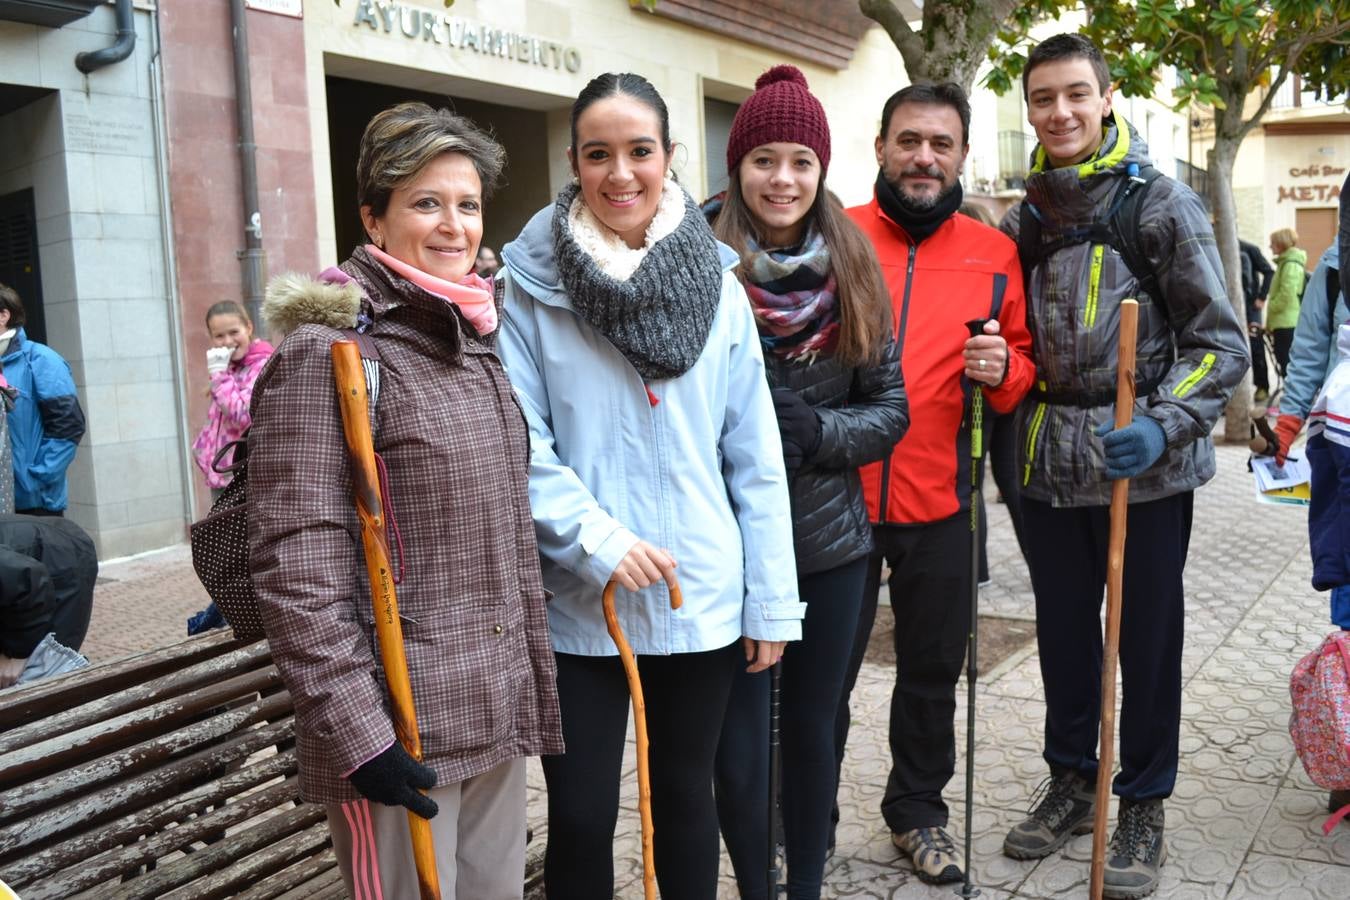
[713,178,891,368]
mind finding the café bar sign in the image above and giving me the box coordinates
[352,0,582,73]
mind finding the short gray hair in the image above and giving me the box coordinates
[356,102,506,219]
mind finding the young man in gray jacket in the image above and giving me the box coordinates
[998,34,1248,899]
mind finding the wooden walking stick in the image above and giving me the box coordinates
[1089,299,1139,900]
[602,576,684,900]
[332,340,441,900]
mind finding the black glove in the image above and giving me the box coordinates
[772,387,821,471]
[347,742,439,819]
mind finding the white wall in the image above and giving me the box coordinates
[0,7,184,557]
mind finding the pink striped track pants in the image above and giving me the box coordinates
[326,757,526,900]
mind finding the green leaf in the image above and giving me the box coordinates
[983,67,1014,95]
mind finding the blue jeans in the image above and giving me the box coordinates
[1332,585,1350,630]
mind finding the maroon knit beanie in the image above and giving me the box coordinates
[726,65,831,176]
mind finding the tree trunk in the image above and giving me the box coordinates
[1207,132,1252,443]
[858,0,1014,93]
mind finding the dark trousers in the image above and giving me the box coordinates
[543,643,740,900]
[1249,333,1270,392]
[1272,327,1295,379]
[715,558,868,900]
[1021,492,1192,800]
[989,411,1031,567]
[835,515,972,834]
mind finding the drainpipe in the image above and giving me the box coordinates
[229,0,266,328]
[75,0,136,74]
[148,7,199,523]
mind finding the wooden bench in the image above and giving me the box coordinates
[0,631,343,899]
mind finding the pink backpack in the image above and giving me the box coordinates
[1290,631,1350,833]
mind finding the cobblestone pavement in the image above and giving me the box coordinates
[90,443,1349,897]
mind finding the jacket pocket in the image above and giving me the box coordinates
[397,607,521,758]
[1083,244,1106,329]
[1021,401,1049,487]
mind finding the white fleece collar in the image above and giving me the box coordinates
[567,178,686,281]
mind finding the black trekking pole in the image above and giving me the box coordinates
[959,319,987,900]
[768,659,783,897]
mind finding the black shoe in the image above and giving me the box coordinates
[1002,771,1095,859]
[1330,790,1350,815]
[1102,799,1166,899]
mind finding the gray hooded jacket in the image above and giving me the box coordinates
[1002,111,1248,507]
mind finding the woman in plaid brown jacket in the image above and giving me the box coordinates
[248,102,562,900]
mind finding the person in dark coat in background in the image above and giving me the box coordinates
[0,514,96,688]
[0,283,85,516]
[1239,238,1275,401]
[705,65,908,900]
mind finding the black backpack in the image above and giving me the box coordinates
[1016,162,1165,314]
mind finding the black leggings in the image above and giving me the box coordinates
[715,558,869,900]
[1272,326,1295,378]
[543,642,741,900]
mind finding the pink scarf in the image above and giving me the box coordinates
[365,244,497,336]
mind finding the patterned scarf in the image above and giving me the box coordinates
[552,181,723,382]
[742,228,838,362]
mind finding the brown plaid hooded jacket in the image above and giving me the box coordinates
[248,247,562,803]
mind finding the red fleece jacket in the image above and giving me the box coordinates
[848,197,1035,525]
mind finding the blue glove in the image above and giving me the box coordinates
[1094,415,1167,480]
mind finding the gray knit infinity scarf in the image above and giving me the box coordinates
[552,182,724,381]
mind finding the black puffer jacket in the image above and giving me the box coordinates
[765,335,907,575]
[0,514,97,657]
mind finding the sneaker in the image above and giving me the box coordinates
[1102,799,1166,899]
[891,826,963,884]
[1002,771,1095,859]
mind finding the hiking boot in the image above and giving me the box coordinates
[1002,770,1095,859]
[892,826,962,884]
[1102,798,1166,899]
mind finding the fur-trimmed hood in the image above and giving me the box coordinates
[263,268,365,340]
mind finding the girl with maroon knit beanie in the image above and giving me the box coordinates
[707,65,908,899]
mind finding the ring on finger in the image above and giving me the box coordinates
[978,358,987,370]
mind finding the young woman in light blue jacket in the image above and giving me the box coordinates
[498,72,804,900]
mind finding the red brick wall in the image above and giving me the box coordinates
[160,4,318,512]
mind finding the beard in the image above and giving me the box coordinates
[885,167,959,214]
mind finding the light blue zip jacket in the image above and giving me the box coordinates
[1283,244,1346,420]
[499,206,804,656]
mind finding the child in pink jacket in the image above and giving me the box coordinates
[191,301,273,493]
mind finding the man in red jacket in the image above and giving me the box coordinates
[834,82,1035,885]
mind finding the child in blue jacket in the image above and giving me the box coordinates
[1307,319,1350,629]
